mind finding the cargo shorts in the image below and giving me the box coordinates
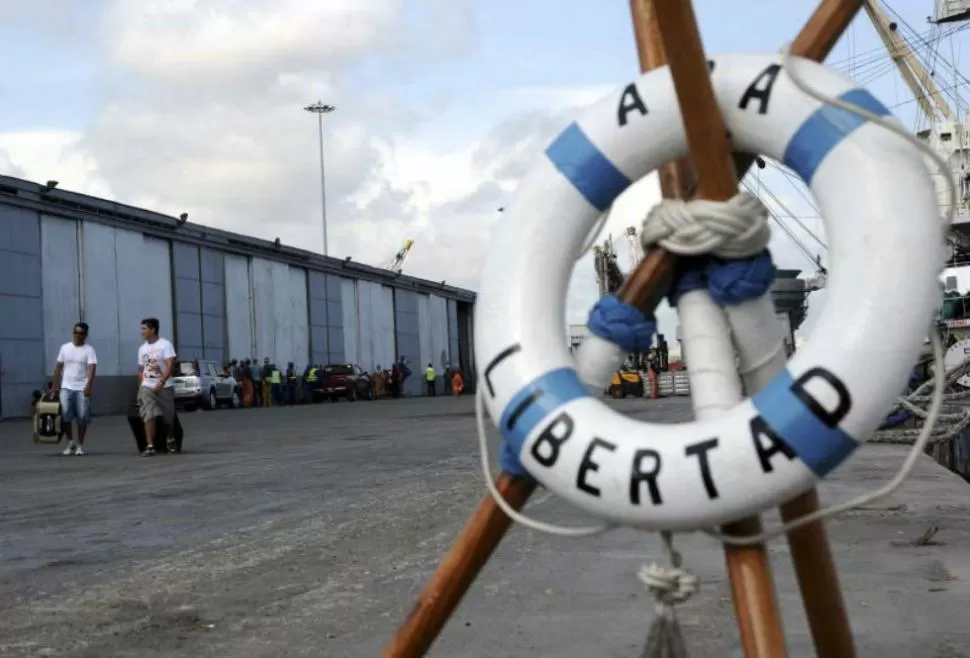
[137,385,176,425]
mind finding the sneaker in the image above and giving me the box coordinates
[166,436,177,453]
[142,446,156,457]
[74,446,85,456]
[62,442,76,456]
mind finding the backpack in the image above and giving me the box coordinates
[33,393,63,444]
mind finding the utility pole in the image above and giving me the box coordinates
[304,101,336,256]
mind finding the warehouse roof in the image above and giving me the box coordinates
[0,174,477,303]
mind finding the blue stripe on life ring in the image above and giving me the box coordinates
[545,123,632,212]
[783,88,891,186]
[751,369,858,477]
[499,367,591,456]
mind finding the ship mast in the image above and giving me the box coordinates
[865,1,970,261]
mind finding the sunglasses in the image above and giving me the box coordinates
[73,330,86,336]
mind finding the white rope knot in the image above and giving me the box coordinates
[640,192,770,259]
[638,562,699,614]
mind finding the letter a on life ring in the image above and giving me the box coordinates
[474,53,943,530]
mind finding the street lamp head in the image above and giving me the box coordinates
[304,101,336,114]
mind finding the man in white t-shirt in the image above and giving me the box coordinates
[136,317,178,456]
[51,322,98,456]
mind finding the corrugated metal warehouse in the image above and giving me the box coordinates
[0,175,476,418]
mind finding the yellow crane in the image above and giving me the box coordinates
[384,238,414,274]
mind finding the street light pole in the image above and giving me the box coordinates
[304,101,336,256]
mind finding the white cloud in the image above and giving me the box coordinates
[0,129,112,199]
[101,0,406,81]
[0,0,836,354]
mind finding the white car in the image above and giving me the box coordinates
[171,359,240,410]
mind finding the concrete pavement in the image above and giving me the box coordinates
[0,396,968,657]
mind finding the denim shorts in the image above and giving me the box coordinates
[60,389,92,425]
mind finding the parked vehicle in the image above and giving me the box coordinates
[608,369,644,398]
[171,359,240,410]
[316,364,376,402]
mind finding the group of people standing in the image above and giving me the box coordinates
[225,357,293,407]
[49,318,180,457]
[220,357,466,406]
[423,362,464,397]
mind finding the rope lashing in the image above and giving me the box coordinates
[639,532,699,658]
[640,192,771,259]
[706,251,775,305]
[498,440,532,478]
[640,192,775,307]
[587,294,657,353]
[871,357,970,445]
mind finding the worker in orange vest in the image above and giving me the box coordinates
[451,369,464,396]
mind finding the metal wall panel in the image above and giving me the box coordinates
[116,228,173,375]
[77,225,174,378]
[307,270,329,366]
[40,215,80,370]
[447,299,460,373]
[326,276,344,364]
[269,261,292,366]
[355,280,396,372]
[458,301,476,381]
[287,266,309,368]
[140,236,174,363]
[200,248,226,364]
[225,254,254,360]
[307,271,344,366]
[251,258,293,365]
[251,257,275,361]
[81,221,121,376]
[172,242,203,360]
[394,288,422,395]
[355,280,374,370]
[376,285,396,373]
[429,294,451,370]
[417,293,434,375]
[341,278,359,366]
[0,205,43,418]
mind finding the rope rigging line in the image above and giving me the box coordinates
[748,180,826,253]
[638,532,697,658]
[740,178,823,268]
[870,357,970,445]
[882,1,970,107]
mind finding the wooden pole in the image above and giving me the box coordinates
[780,490,857,657]
[382,473,536,657]
[632,1,860,657]
[383,2,861,656]
[648,2,787,655]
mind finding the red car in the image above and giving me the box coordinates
[316,364,376,402]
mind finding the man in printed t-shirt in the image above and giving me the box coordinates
[136,317,178,456]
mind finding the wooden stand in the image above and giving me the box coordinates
[384,2,862,656]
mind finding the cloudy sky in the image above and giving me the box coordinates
[0,0,961,339]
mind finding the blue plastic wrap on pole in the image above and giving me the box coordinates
[499,441,532,478]
[587,294,657,353]
[879,410,912,430]
[706,250,775,305]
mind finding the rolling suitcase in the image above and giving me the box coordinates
[127,400,184,453]
[33,393,63,444]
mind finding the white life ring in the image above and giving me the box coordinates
[474,53,942,530]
